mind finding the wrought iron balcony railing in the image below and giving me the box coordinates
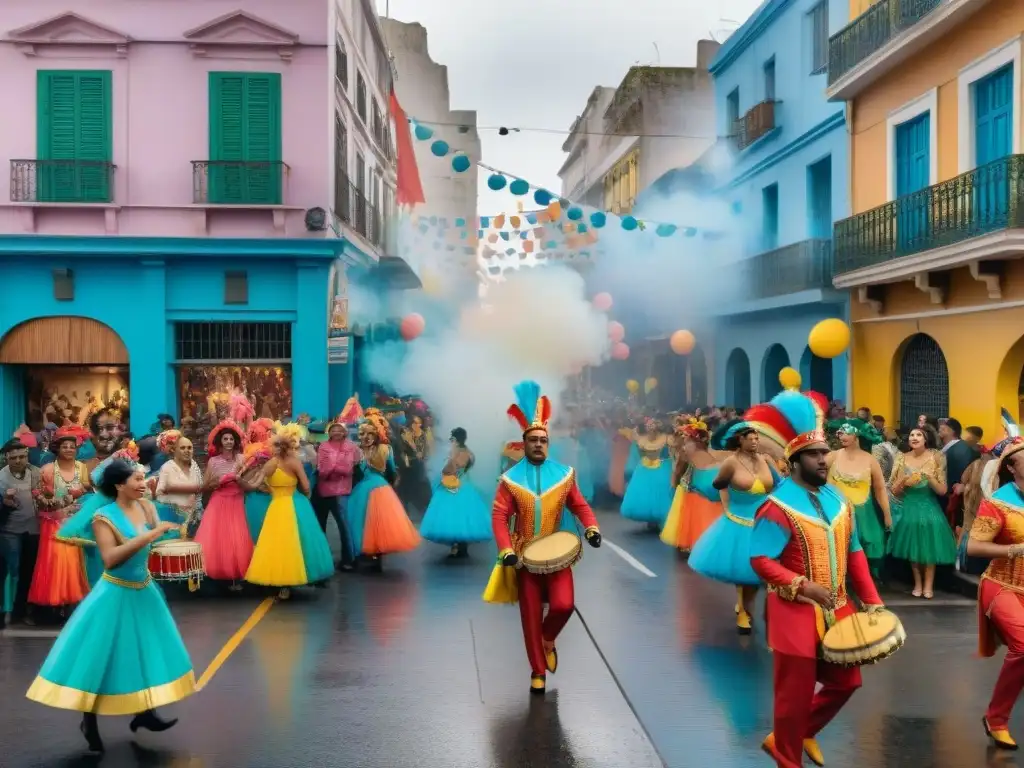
[833,154,1024,274]
[828,0,942,86]
[334,173,385,248]
[10,159,116,203]
[741,238,834,299]
[191,161,288,205]
[732,100,777,151]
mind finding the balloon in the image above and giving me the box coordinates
[808,318,851,359]
[534,189,553,206]
[487,174,507,191]
[451,153,471,172]
[546,201,562,221]
[509,179,529,196]
[413,124,434,141]
[626,379,640,393]
[779,367,801,391]
[430,140,450,157]
[621,215,638,231]
[607,321,625,342]
[400,313,426,341]
[593,292,613,311]
[644,377,658,394]
[612,342,630,361]
[670,330,696,355]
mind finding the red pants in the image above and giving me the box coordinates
[770,652,861,768]
[985,588,1024,729]
[517,568,575,675]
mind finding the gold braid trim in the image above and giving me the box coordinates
[970,515,1002,543]
[772,575,807,601]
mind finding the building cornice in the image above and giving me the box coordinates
[709,0,796,76]
[0,235,346,260]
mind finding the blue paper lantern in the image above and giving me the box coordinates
[567,207,583,221]
[590,211,607,228]
[520,231,529,240]
[487,174,507,191]
[621,215,638,231]
[526,213,537,225]
[656,224,678,237]
[500,232,510,241]
[455,217,466,227]
[451,153,471,173]
[509,179,529,196]
[480,216,490,227]
[414,124,434,141]
[545,240,558,249]
[533,189,553,205]
[430,140,450,157]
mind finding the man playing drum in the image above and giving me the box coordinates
[491,380,601,694]
[747,390,885,768]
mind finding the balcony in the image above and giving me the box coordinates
[741,239,834,299]
[10,159,116,203]
[191,161,288,205]
[334,173,385,250]
[833,154,1024,285]
[732,101,777,151]
[826,0,986,101]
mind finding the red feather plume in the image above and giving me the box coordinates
[804,391,830,424]
[507,404,528,432]
[743,404,796,448]
[538,396,552,428]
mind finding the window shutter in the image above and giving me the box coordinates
[244,74,281,204]
[76,72,112,201]
[209,73,281,205]
[209,73,244,203]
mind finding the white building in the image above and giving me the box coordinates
[558,40,720,213]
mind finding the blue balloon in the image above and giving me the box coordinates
[656,223,678,237]
[576,223,588,233]
[451,154,471,172]
[621,215,638,231]
[414,124,434,141]
[533,189,553,205]
[509,179,529,196]
[567,207,583,221]
[590,211,607,228]
[480,216,490,227]
[487,174,507,191]
[545,240,558,249]
[430,140,450,157]
[455,217,466,227]
[520,231,529,240]
[526,213,537,225]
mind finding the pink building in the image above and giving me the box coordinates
[0,0,389,442]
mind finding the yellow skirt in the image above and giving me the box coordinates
[245,495,307,587]
[660,485,686,548]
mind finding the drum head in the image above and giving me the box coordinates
[153,541,201,555]
[522,531,580,563]
[824,611,901,652]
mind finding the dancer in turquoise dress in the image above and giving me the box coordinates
[419,428,492,558]
[27,459,195,753]
[620,419,674,528]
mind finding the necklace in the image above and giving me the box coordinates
[736,452,758,477]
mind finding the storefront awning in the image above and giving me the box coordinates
[373,255,422,291]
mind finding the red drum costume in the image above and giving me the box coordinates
[483,380,600,694]
[747,390,883,768]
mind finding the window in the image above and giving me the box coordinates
[208,73,283,204]
[809,2,828,75]
[354,153,367,236]
[356,73,367,123]
[355,153,366,192]
[371,99,383,146]
[224,271,248,305]
[335,36,348,91]
[762,183,779,251]
[807,157,832,239]
[52,268,74,301]
[36,70,113,202]
[764,58,776,101]
[602,150,639,215]
[378,51,393,96]
[726,88,740,134]
[334,114,350,222]
[174,322,291,362]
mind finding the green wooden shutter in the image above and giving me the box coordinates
[209,73,281,204]
[37,70,112,202]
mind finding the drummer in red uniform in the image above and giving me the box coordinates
[747,389,884,768]
[486,380,601,694]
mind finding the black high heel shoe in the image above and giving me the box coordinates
[129,709,178,733]
[80,713,104,753]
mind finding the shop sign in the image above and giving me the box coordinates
[328,331,350,364]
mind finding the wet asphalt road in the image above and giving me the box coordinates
[0,507,1016,768]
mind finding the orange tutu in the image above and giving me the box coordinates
[675,493,723,551]
[362,485,421,555]
[608,435,632,497]
[28,517,88,607]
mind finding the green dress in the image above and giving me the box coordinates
[887,452,957,566]
[828,462,886,562]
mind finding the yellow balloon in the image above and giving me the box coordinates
[626,379,640,393]
[779,367,801,391]
[644,377,658,394]
[808,318,851,359]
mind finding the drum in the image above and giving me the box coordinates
[821,610,906,667]
[521,531,582,575]
[148,541,205,590]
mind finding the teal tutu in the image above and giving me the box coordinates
[245,491,271,542]
[688,488,763,586]
[419,477,492,544]
[888,486,957,565]
[347,472,388,554]
[620,462,674,525]
[292,491,334,583]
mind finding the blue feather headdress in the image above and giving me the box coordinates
[743,390,828,459]
[506,380,552,435]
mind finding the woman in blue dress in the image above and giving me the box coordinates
[27,459,195,753]
[688,420,779,635]
[620,418,675,529]
[419,427,492,558]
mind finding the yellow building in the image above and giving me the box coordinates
[829,0,1024,437]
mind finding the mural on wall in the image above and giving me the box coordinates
[25,367,129,430]
[178,366,292,452]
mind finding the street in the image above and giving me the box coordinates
[0,509,1014,768]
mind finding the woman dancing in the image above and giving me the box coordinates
[620,418,674,529]
[689,419,778,634]
[660,419,724,553]
[26,459,194,753]
[419,427,491,559]
[245,424,333,598]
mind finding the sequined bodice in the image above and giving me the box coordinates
[828,463,871,506]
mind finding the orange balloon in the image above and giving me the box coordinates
[523,240,534,253]
[547,201,562,220]
[670,330,696,355]
[510,216,521,228]
[493,214,505,229]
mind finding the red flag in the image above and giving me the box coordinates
[389,90,426,207]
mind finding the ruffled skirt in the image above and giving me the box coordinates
[661,487,722,551]
[193,485,253,581]
[888,492,957,566]
[246,492,334,587]
[348,475,421,556]
[688,513,760,586]
[620,462,674,525]
[28,517,88,607]
[419,480,492,544]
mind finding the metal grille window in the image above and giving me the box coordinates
[334,114,349,220]
[335,36,349,91]
[809,2,828,75]
[899,333,949,428]
[371,100,384,146]
[356,73,367,123]
[174,322,291,363]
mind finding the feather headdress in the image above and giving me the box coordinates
[156,429,182,454]
[273,422,305,450]
[359,408,391,445]
[679,418,710,444]
[53,424,89,448]
[506,380,552,435]
[248,418,276,445]
[208,419,246,456]
[744,390,827,459]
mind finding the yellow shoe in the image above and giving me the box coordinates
[803,738,825,766]
[543,642,558,674]
[761,733,775,757]
[737,610,752,635]
[530,674,546,695]
[984,717,1019,750]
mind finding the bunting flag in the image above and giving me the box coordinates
[390,90,425,207]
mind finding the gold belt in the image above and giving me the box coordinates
[724,510,754,528]
[102,572,152,590]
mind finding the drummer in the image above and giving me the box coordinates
[747,389,885,768]
[488,380,601,694]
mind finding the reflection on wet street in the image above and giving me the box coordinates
[0,509,1020,767]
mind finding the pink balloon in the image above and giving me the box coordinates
[611,342,630,360]
[593,292,613,311]
[400,313,425,341]
[607,321,625,343]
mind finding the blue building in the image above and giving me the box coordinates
[707,0,849,408]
